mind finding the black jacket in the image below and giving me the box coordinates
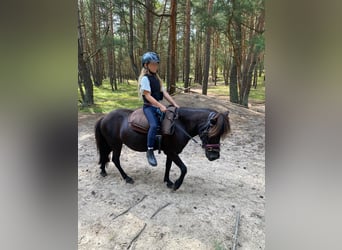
[142,74,163,104]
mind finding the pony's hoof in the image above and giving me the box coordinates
[100,171,107,177]
[165,180,174,189]
[173,180,181,191]
[125,176,134,184]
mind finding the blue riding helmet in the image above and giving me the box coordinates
[141,52,160,67]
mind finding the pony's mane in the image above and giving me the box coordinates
[178,107,231,139]
[208,112,231,139]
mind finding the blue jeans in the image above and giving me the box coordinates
[143,105,162,148]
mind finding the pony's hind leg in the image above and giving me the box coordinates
[95,117,111,177]
[111,144,134,184]
[98,143,111,177]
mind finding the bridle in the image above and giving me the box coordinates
[199,112,221,152]
[172,110,221,152]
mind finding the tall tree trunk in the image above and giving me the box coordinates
[211,32,219,86]
[128,0,139,79]
[259,57,263,77]
[235,23,243,105]
[154,0,168,50]
[223,44,232,86]
[253,56,259,89]
[228,0,243,104]
[253,62,258,89]
[196,31,203,85]
[119,21,125,85]
[183,0,191,93]
[166,35,170,90]
[241,50,254,107]
[242,60,256,107]
[90,0,103,87]
[78,5,93,105]
[145,0,153,51]
[241,9,265,106]
[229,58,238,103]
[78,55,93,104]
[241,46,253,105]
[169,0,177,94]
[107,2,115,91]
[194,30,203,84]
[107,49,114,91]
[202,0,214,95]
[78,72,85,102]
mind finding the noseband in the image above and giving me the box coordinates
[200,112,221,152]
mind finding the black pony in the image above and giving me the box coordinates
[95,107,231,190]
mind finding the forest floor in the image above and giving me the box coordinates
[78,93,265,250]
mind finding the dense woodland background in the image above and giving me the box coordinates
[78,0,265,108]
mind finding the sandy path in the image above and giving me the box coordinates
[78,93,265,249]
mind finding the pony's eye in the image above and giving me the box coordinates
[210,119,216,125]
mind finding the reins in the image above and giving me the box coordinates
[166,107,199,144]
[174,123,199,144]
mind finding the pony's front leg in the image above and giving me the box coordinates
[168,153,187,191]
[164,155,174,188]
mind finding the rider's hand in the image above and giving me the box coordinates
[160,105,167,113]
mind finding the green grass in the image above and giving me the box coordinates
[78,76,265,113]
[78,79,142,113]
[187,75,265,102]
[207,84,229,96]
[248,76,265,101]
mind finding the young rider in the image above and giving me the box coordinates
[138,52,179,166]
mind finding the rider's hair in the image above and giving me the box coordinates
[137,65,163,100]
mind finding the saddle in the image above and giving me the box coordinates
[128,106,178,135]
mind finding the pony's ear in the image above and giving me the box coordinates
[223,110,230,117]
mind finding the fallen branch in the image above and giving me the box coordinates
[174,85,192,91]
[127,223,147,250]
[112,195,148,221]
[150,202,171,219]
[232,210,241,250]
[171,87,199,96]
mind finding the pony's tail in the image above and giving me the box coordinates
[94,117,111,165]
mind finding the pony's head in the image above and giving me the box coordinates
[199,111,231,161]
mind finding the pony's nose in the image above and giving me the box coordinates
[207,152,220,161]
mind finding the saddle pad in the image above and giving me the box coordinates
[128,108,149,134]
[128,107,178,135]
